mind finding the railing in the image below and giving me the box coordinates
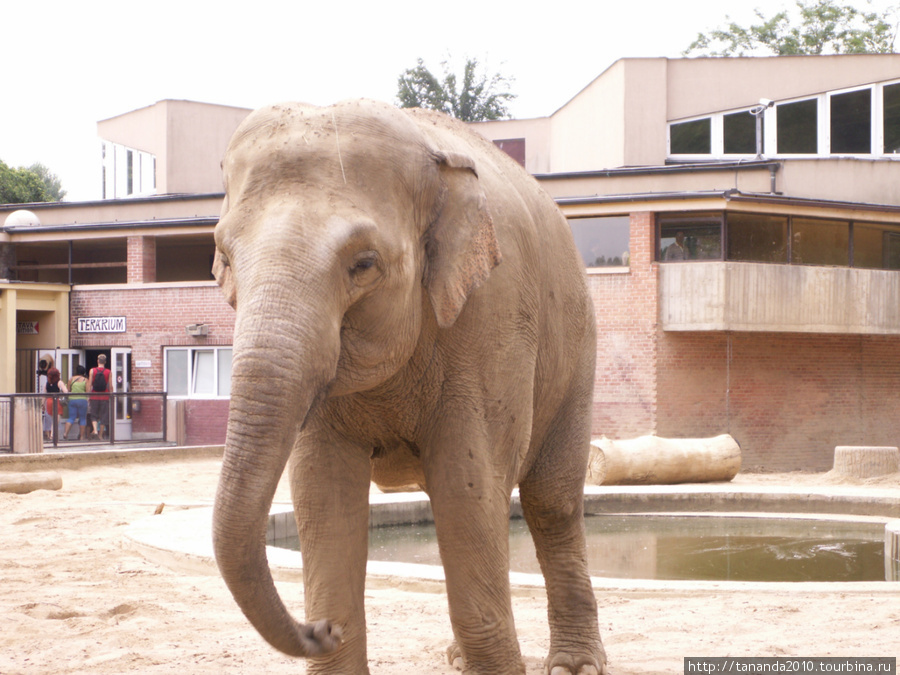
[0,392,168,453]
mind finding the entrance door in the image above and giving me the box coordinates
[111,348,132,440]
[56,350,85,384]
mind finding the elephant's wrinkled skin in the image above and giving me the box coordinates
[212,99,606,675]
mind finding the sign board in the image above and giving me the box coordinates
[16,321,39,335]
[77,317,127,334]
[135,360,152,368]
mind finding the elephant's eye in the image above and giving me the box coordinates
[349,251,380,278]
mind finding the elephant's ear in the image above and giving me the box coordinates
[424,151,502,329]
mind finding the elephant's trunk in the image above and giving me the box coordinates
[212,303,342,657]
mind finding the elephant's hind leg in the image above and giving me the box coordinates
[519,395,606,674]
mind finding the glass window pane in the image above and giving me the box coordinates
[727,213,788,262]
[659,217,722,261]
[883,83,900,154]
[853,222,900,270]
[724,111,758,154]
[167,350,188,397]
[217,349,233,396]
[568,216,630,267]
[670,118,711,154]
[192,350,215,395]
[831,89,871,153]
[791,218,849,266]
[777,99,818,153]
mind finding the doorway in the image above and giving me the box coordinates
[111,347,132,440]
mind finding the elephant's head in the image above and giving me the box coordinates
[211,100,501,656]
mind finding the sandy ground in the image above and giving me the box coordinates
[1,456,899,674]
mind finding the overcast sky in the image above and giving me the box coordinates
[3,0,896,202]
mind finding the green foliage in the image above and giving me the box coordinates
[397,57,516,122]
[27,163,67,201]
[0,160,50,204]
[685,0,898,56]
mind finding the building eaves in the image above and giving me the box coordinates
[3,215,218,234]
[0,192,225,216]
[536,159,780,181]
[556,188,900,216]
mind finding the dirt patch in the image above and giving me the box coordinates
[1,458,898,674]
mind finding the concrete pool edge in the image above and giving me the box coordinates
[125,484,900,594]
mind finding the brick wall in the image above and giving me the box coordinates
[68,214,900,468]
[70,283,234,444]
[656,331,900,471]
[127,236,157,284]
[185,399,228,445]
[587,212,658,438]
[584,211,900,472]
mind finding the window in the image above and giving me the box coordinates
[791,218,850,266]
[853,222,900,270]
[830,89,871,154]
[101,141,157,199]
[568,216,630,268]
[669,80,900,159]
[493,138,526,166]
[165,347,232,398]
[883,83,900,153]
[658,215,722,261]
[727,213,788,263]
[660,211,900,270]
[126,150,134,195]
[723,111,758,155]
[777,99,818,154]
[670,118,711,154]
[156,234,218,282]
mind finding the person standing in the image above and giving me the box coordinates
[88,355,111,440]
[43,366,68,441]
[64,365,89,440]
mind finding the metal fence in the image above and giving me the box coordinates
[0,392,168,453]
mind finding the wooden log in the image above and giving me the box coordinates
[0,471,63,494]
[587,434,741,486]
[832,446,900,479]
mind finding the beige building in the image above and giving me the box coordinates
[475,55,900,470]
[3,56,900,467]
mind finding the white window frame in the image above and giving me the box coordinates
[668,80,900,161]
[824,85,876,157]
[164,346,232,399]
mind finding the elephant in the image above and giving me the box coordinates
[211,98,606,675]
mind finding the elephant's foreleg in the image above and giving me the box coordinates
[289,428,372,675]
[519,394,606,675]
[424,426,525,675]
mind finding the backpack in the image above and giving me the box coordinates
[91,367,108,392]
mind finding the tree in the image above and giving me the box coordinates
[684,0,898,56]
[0,160,49,204]
[28,163,66,201]
[396,57,516,122]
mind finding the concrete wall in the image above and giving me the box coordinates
[551,60,628,171]
[97,100,249,195]
[660,262,900,334]
[469,117,553,175]
[667,54,900,122]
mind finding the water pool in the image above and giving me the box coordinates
[278,513,889,583]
